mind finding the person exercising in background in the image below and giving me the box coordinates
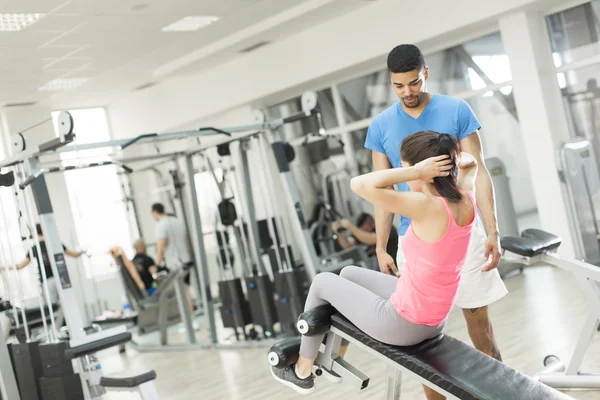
[331,213,398,268]
[1,224,86,303]
[151,203,194,314]
[365,44,507,400]
[109,239,166,296]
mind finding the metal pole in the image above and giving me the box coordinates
[238,139,267,276]
[27,157,86,341]
[184,155,217,343]
[330,84,359,177]
[171,166,196,267]
[270,142,320,279]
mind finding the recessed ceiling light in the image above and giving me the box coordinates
[38,78,89,92]
[0,13,45,32]
[161,16,219,32]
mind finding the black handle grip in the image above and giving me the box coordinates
[120,133,159,150]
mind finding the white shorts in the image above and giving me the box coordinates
[396,219,508,309]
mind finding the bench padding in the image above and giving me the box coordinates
[501,229,562,257]
[330,314,569,400]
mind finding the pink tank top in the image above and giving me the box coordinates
[390,190,476,326]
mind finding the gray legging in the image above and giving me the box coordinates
[299,266,445,360]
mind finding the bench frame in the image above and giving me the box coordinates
[315,327,460,400]
[503,249,600,389]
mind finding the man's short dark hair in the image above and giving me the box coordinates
[151,203,165,214]
[356,213,374,227]
[387,44,425,73]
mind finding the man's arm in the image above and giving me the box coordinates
[156,238,167,267]
[1,257,31,271]
[340,220,377,245]
[110,247,145,291]
[371,151,398,275]
[459,132,501,270]
[64,249,85,258]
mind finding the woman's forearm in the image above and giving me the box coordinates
[351,166,419,192]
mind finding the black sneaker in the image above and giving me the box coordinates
[270,365,315,395]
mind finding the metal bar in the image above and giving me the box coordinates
[537,374,600,388]
[543,253,600,283]
[184,154,217,343]
[330,84,359,177]
[1,109,318,170]
[385,365,402,400]
[174,274,196,344]
[271,142,320,279]
[19,161,131,189]
[238,139,267,275]
[28,157,87,341]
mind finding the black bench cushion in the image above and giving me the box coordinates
[100,370,156,388]
[501,229,562,257]
[330,314,569,400]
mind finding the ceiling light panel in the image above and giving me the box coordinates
[161,16,219,32]
[0,13,45,31]
[38,78,89,91]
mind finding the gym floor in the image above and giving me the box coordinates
[98,263,599,400]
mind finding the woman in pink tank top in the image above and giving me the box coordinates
[271,131,478,396]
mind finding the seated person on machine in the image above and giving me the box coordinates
[331,213,398,268]
[1,224,86,304]
[271,131,478,395]
[109,240,166,296]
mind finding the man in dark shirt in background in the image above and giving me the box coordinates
[331,213,398,269]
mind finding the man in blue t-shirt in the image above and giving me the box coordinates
[365,44,508,399]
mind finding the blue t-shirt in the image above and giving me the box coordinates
[364,94,481,236]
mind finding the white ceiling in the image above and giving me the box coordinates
[0,0,370,110]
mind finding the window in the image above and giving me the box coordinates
[546,1,600,172]
[52,108,133,279]
[0,134,35,302]
[547,1,600,64]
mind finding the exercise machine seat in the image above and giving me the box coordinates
[501,229,562,257]
[101,370,157,388]
[330,314,569,400]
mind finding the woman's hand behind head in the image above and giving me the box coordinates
[414,155,454,182]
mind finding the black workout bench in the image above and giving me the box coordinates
[320,313,571,399]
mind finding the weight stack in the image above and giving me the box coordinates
[246,274,278,329]
[8,341,43,400]
[218,278,253,330]
[273,270,305,326]
[38,342,74,378]
[39,374,84,400]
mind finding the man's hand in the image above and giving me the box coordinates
[482,232,501,271]
[377,249,399,277]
